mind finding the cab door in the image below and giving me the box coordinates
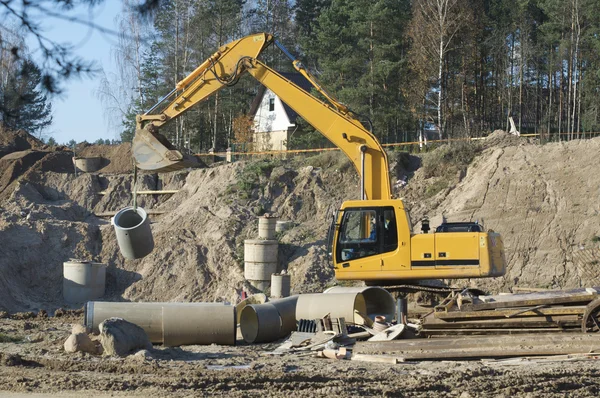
[335,208,382,273]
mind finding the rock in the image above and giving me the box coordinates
[99,318,152,357]
[27,332,45,343]
[64,332,98,354]
[71,324,89,335]
[127,349,153,363]
[0,353,22,366]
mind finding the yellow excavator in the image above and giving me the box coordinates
[132,33,506,287]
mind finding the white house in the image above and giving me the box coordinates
[249,73,312,151]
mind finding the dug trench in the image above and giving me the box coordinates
[2,127,600,394]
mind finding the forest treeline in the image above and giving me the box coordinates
[4,0,600,150]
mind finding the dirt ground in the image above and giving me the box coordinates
[2,314,600,397]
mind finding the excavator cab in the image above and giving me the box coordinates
[332,200,506,284]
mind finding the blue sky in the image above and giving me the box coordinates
[28,0,122,144]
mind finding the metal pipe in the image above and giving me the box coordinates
[85,302,235,346]
[323,286,396,322]
[295,293,367,325]
[144,87,178,115]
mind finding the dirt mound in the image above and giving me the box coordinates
[406,137,600,292]
[482,129,526,148]
[76,143,134,174]
[0,126,43,158]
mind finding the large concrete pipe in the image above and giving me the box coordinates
[295,293,368,325]
[324,286,396,322]
[258,215,277,239]
[235,293,267,324]
[113,206,154,260]
[240,303,282,343]
[63,261,106,304]
[269,296,298,336]
[74,157,102,172]
[271,273,291,298]
[85,302,235,346]
[162,305,235,346]
[244,239,278,289]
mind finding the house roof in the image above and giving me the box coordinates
[248,72,313,124]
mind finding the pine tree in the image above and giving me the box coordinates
[0,60,52,137]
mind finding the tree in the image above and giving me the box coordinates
[408,0,473,139]
[46,136,57,146]
[0,59,53,137]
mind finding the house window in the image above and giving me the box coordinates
[269,98,275,112]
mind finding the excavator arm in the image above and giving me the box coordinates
[133,33,391,200]
[133,33,273,172]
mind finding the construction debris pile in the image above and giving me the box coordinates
[420,287,600,335]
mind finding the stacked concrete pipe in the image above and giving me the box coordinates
[244,215,278,290]
[85,302,236,346]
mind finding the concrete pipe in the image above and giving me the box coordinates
[63,261,106,304]
[86,301,164,342]
[244,239,278,287]
[258,216,277,239]
[74,157,102,172]
[269,296,298,336]
[270,273,291,298]
[240,303,282,344]
[323,286,396,322]
[235,293,268,324]
[85,302,233,345]
[295,293,367,325]
[162,305,236,346]
[113,206,154,260]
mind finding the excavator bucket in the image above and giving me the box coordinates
[132,128,199,172]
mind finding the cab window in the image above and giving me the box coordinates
[336,209,379,262]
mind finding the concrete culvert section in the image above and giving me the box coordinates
[295,293,368,325]
[240,303,282,343]
[86,302,235,346]
[113,206,154,260]
[324,286,396,321]
[62,261,106,304]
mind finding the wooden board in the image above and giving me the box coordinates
[354,333,600,360]
[434,306,587,320]
[459,288,599,311]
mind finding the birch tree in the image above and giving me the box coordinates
[408,0,471,139]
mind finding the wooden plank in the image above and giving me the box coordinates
[351,354,401,364]
[354,333,600,360]
[461,290,598,311]
[420,328,581,336]
[434,306,587,320]
[423,314,581,329]
[356,333,600,352]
